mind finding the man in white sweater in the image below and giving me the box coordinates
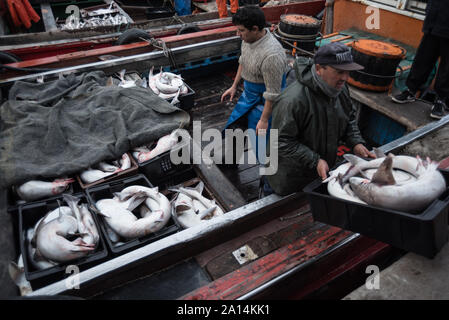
[221,5,287,165]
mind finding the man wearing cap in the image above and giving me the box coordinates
[264,42,375,196]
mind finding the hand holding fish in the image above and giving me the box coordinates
[317,159,329,180]
[353,144,376,159]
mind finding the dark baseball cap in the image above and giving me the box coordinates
[314,42,364,71]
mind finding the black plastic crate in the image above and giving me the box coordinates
[85,174,180,256]
[137,146,190,183]
[7,179,75,214]
[19,193,109,289]
[303,168,449,259]
[174,83,195,111]
[76,153,139,189]
[155,166,196,191]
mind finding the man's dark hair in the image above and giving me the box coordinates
[232,6,266,31]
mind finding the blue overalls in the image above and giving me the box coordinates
[223,76,286,165]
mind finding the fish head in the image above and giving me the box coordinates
[8,260,32,296]
[53,178,75,193]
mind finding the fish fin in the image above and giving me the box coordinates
[371,154,396,185]
[106,77,115,87]
[373,147,386,158]
[119,69,126,80]
[337,173,344,187]
[56,199,64,222]
[126,192,147,211]
[112,191,128,202]
[194,181,205,195]
[63,193,80,206]
[70,246,95,253]
[8,261,22,283]
[322,175,336,183]
[91,205,111,218]
[343,154,367,165]
[198,206,217,220]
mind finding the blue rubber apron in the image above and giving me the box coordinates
[223,76,286,164]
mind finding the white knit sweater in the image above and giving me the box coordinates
[238,29,287,101]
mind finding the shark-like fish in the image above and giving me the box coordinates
[349,154,446,212]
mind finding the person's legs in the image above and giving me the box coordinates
[406,33,441,95]
[230,0,239,14]
[393,33,440,103]
[434,36,449,105]
[259,175,274,198]
[429,36,449,119]
[216,0,228,18]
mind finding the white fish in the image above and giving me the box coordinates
[170,182,224,219]
[135,129,182,163]
[97,161,119,172]
[326,149,424,203]
[114,185,171,232]
[80,203,100,246]
[119,153,131,171]
[139,198,159,218]
[95,198,166,239]
[155,72,184,94]
[104,222,121,243]
[32,206,73,237]
[172,192,217,229]
[118,69,137,88]
[324,148,421,185]
[80,168,114,184]
[27,228,57,270]
[63,194,95,246]
[170,89,181,105]
[349,155,446,212]
[148,66,161,95]
[35,208,95,263]
[9,256,32,296]
[16,178,74,202]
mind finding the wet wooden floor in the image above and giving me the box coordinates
[186,71,261,204]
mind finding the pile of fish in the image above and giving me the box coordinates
[80,153,131,184]
[132,129,182,164]
[94,185,171,245]
[9,194,100,295]
[324,149,447,212]
[14,178,74,202]
[170,181,224,229]
[106,69,187,105]
[59,2,129,30]
[148,67,189,104]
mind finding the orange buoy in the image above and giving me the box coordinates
[347,39,406,92]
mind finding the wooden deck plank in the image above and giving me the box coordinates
[349,86,435,131]
[181,224,352,300]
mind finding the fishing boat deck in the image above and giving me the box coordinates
[185,68,261,203]
[344,240,449,300]
[320,29,448,132]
